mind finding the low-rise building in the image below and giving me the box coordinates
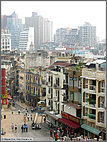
[81,62,106,139]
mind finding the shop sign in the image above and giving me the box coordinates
[61,111,68,119]
[61,111,80,125]
[2,99,7,105]
[68,115,80,125]
[1,94,8,99]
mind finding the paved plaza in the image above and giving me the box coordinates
[1,102,54,141]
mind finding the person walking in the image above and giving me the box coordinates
[18,110,21,114]
[25,125,28,132]
[23,124,26,132]
[30,115,32,121]
[11,123,14,132]
[50,130,53,137]
[54,131,56,137]
[14,124,17,133]
[21,125,23,133]
[55,133,58,141]
[27,115,29,121]
[26,111,27,116]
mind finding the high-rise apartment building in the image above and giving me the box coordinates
[79,22,96,47]
[6,11,24,49]
[19,27,34,51]
[43,19,53,43]
[1,28,11,53]
[25,12,53,50]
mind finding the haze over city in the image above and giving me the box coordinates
[1,1,106,40]
[1,1,106,141]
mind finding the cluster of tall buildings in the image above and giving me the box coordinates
[1,11,53,51]
[54,22,96,47]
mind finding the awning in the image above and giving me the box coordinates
[58,118,80,129]
[81,124,101,136]
[8,95,12,100]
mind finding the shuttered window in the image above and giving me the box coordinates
[98,112,100,122]
[98,97,100,107]
[83,78,85,88]
[98,81,101,93]
[83,92,85,102]
[74,92,77,101]
[78,92,81,104]
[83,106,85,116]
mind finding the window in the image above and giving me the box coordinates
[78,92,81,104]
[70,91,73,100]
[48,88,50,94]
[85,108,88,116]
[85,93,88,102]
[69,77,73,86]
[101,81,105,87]
[74,78,78,87]
[74,92,77,101]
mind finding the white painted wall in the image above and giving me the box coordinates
[64,105,76,117]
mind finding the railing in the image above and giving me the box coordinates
[82,68,105,80]
[47,94,51,99]
[53,97,58,102]
[89,85,96,92]
[48,82,51,87]
[54,84,59,88]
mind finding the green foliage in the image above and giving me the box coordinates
[39,67,42,72]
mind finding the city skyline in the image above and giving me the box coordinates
[1,1,106,41]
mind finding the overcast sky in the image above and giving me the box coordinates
[1,1,106,40]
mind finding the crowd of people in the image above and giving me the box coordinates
[11,123,18,133]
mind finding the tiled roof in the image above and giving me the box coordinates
[53,61,72,67]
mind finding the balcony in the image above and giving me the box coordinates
[54,84,60,89]
[89,85,96,93]
[53,97,58,102]
[62,97,68,103]
[48,82,51,87]
[86,113,96,122]
[47,94,52,99]
[42,80,46,85]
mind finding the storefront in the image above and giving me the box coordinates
[81,123,101,139]
[58,111,81,136]
[44,111,61,127]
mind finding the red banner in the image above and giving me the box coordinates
[2,99,7,105]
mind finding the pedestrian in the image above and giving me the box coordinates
[55,133,58,141]
[23,124,26,132]
[26,111,27,116]
[14,124,17,133]
[12,111,13,114]
[21,125,23,133]
[57,129,60,138]
[50,130,53,137]
[62,131,64,137]
[54,131,56,137]
[44,117,46,122]
[18,110,20,114]
[25,125,28,132]
[11,123,14,132]
[30,115,32,121]
[27,115,29,121]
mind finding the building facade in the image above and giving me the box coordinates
[19,27,34,51]
[79,22,96,47]
[1,28,11,53]
[81,67,106,139]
